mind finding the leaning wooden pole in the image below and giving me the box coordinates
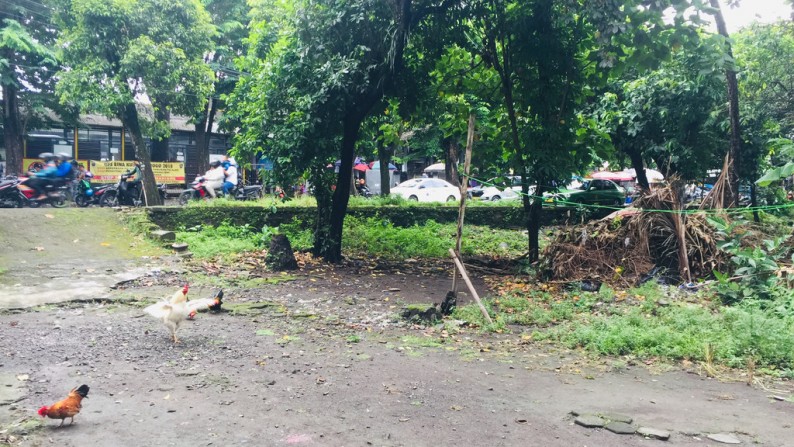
[452,115,476,291]
[450,249,493,324]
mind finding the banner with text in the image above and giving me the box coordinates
[89,161,185,184]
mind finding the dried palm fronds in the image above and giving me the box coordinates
[700,153,732,211]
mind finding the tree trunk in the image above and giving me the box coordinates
[627,147,650,191]
[709,0,741,207]
[194,96,217,179]
[319,115,362,262]
[313,0,414,261]
[2,83,24,175]
[378,142,393,196]
[444,138,460,186]
[121,103,163,206]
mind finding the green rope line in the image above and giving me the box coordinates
[468,176,794,215]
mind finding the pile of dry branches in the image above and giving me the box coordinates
[541,185,725,285]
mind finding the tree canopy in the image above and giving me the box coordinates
[54,0,215,204]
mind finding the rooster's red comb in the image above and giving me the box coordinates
[182,284,189,294]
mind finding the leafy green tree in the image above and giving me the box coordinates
[189,0,251,173]
[593,50,727,187]
[1,2,60,174]
[227,0,461,262]
[734,22,794,200]
[54,0,214,205]
[707,0,743,206]
[464,0,599,261]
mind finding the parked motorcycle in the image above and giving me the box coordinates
[73,178,114,207]
[0,176,68,208]
[100,175,168,207]
[178,176,263,205]
[0,177,24,208]
[235,182,264,201]
[356,184,374,198]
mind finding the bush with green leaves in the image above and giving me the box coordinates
[709,216,791,303]
[176,222,276,258]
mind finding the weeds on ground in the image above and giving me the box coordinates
[175,222,277,258]
[342,216,526,259]
[180,216,527,260]
[454,280,794,376]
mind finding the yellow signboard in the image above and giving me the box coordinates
[89,161,185,184]
[21,158,185,184]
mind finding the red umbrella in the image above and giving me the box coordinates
[353,163,369,172]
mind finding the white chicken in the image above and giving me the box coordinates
[144,284,218,343]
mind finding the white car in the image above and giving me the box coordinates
[391,178,461,202]
[480,176,534,201]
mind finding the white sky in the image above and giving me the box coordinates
[718,0,791,32]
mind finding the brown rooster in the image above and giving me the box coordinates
[37,384,90,426]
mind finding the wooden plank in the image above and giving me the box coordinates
[449,248,493,324]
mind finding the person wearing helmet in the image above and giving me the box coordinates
[221,155,238,197]
[203,160,225,198]
[119,159,143,204]
[55,154,74,179]
[25,153,58,200]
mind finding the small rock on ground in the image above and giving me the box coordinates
[599,412,634,424]
[150,230,175,242]
[574,415,606,428]
[707,433,741,444]
[638,426,671,440]
[605,421,637,435]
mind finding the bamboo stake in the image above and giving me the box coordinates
[449,248,493,324]
[452,114,476,293]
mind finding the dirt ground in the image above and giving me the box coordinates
[0,208,793,447]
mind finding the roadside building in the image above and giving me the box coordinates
[0,113,231,184]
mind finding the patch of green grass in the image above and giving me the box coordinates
[457,280,794,374]
[400,335,444,348]
[175,222,276,259]
[226,301,284,316]
[169,212,526,261]
[552,302,794,371]
[342,216,526,259]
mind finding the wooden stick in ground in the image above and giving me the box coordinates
[452,114,476,293]
[449,248,493,324]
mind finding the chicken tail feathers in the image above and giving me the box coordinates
[144,302,173,319]
[185,298,217,313]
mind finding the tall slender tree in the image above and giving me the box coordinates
[1,1,60,174]
[54,0,215,205]
[228,0,462,262]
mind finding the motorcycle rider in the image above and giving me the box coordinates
[25,153,58,200]
[119,158,142,204]
[221,155,238,197]
[203,160,225,199]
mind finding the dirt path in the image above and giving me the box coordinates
[0,208,792,446]
[0,208,162,308]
